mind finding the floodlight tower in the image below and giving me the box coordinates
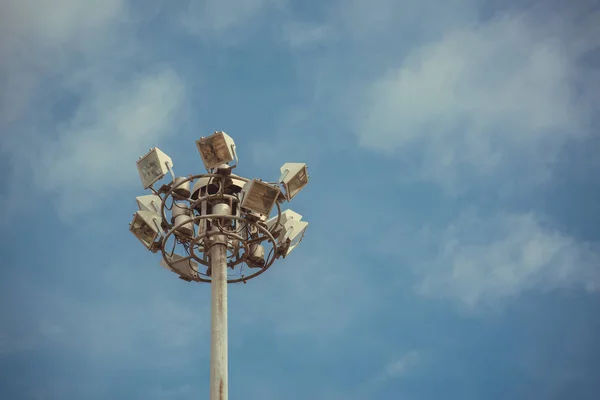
[129,131,309,400]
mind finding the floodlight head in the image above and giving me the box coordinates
[137,147,173,189]
[196,131,237,171]
[280,209,302,225]
[281,220,308,258]
[160,254,199,281]
[279,163,309,201]
[240,179,280,217]
[265,209,307,257]
[129,210,162,249]
[136,194,162,213]
[266,209,303,236]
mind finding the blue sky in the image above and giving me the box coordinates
[1,0,599,399]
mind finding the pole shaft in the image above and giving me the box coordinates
[210,233,228,400]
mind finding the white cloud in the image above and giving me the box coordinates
[355,12,591,191]
[416,212,600,309]
[0,0,125,47]
[0,0,187,220]
[384,350,420,379]
[343,6,600,309]
[180,0,281,39]
[332,0,477,40]
[0,0,131,123]
[363,350,421,393]
[36,69,185,216]
[284,23,330,48]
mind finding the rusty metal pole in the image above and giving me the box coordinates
[210,203,230,400]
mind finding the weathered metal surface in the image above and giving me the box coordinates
[210,231,228,400]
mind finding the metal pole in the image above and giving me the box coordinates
[210,204,229,400]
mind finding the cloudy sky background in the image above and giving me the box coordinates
[1,0,599,399]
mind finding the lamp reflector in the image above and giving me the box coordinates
[136,194,162,213]
[137,147,173,189]
[265,210,308,258]
[130,210,162,249]
[266,209,303,235]
[160,254,199,281]
[196,131,237,170]
[279,163,309,201]
[240,179,280,216]
[282,220,308,258]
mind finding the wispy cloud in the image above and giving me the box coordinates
[0,0,131,123]
[383,350,421,379]
[354,12,593,192]
[352,350,422,398]
[0,0,187,221]
[415,211,600,309]
[1,1,599,399]
[287,1,600,311]
[179,0,282,40]
[36,69,185,217]
[283,23,330,48]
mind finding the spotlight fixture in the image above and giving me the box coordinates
[196,131,237,171]
[136,147,173,189]
[240,179,280,217]
[278,162,309,201]
[129,210,162,249]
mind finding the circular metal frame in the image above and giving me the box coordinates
[159,173,248,227]
[158,173,281,284]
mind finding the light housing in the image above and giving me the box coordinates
[240,179,280,217]
[279,163,309,201]
[171,203,194,238]
[137,147,173,189]
[136,194,162,213]
[282,220,308,258]
[130,210,163,249]
[248,244,266,267]
[172,177,191,199]
[160,254,199,282]
[266,209,302,234]
[212,203,233,231]
[196,131,237,171]
[266,210,308,258]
